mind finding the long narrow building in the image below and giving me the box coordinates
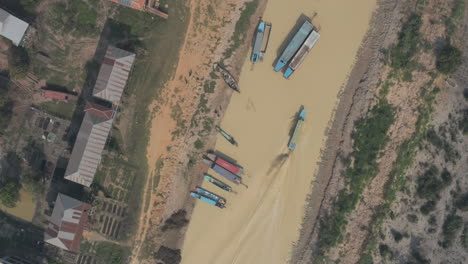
[93,45,135,104]
[44,193,90,252]
[64,102,114,187]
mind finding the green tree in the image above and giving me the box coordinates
[436,44,462,75]
[0,182,20,208]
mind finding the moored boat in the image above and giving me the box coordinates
[195,187,226,203]
[215,63,240,93]
[215,125,238,146]
[251,20,272,63]
[190,191,225,208]
[284,30,320,78]
[274,20,314,72]
[204,174,235,193]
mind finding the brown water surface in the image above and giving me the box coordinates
[0,189,36,222]
[182,0,376,263]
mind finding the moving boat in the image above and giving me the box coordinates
[284,30,320,78]
[190,191,225,208]
[288,107,307,150]
[204,174,235,193]
[274,20,314,72]
[215,125,238,146]
[251,20,272,63]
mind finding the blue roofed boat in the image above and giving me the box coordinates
[195,187,225,203]
[288,107,307,150]
[274,21,314,72]
[251,20,272,63]
[190,191,225,208]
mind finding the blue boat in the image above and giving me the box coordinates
[284,30,320,78]
[251,20,272,63]
[190,191,225,208]
[288,108,307,150]
[274,21,314,72]
[196,187,225,202]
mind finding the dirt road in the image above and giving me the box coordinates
[181,0,377,263]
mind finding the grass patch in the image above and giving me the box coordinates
[94,242,130,264]
[390,14,422,71]
[223,0,259,59]
[445,0,466,37]
[194,139,204,149]
[39,101,75,120]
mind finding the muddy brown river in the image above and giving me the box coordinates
[182,0,376,263]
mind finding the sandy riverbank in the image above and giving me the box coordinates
[181,0,377,263]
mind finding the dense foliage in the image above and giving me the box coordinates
[436,44,462,75]
[441,213,463,248]
[0,182,20,208]
[391,14,422,70]
[318,99,395,252]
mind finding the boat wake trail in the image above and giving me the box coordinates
[266,153,290,176]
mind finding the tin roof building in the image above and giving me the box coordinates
[43,90,76,101]
[0,9,29,46]
[64,102,114,187]
[44,193,90,252]
[93,46,135,104]
[108,0,146,10]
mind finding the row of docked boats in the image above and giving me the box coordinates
[190,152,245,208]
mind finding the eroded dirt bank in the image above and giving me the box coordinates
[293,0,468,263]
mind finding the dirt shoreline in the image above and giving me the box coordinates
[291,1,406,262]
[131,0,268,262]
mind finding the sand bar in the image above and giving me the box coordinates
[181,0,376,263]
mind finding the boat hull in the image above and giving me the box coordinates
[274,20,314,71]
[204,174,233,192]
[284,30,320,78]
[288,108,307,150]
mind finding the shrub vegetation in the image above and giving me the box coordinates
[436,44,462,75]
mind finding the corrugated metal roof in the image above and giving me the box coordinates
[43,90,75,101]
[109,0,146,10]
[64,103,114,187]
[44,193,90,252]
[0,9,29,46]
[93,46,135,104]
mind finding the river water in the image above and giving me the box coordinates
[181,0,376,263]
